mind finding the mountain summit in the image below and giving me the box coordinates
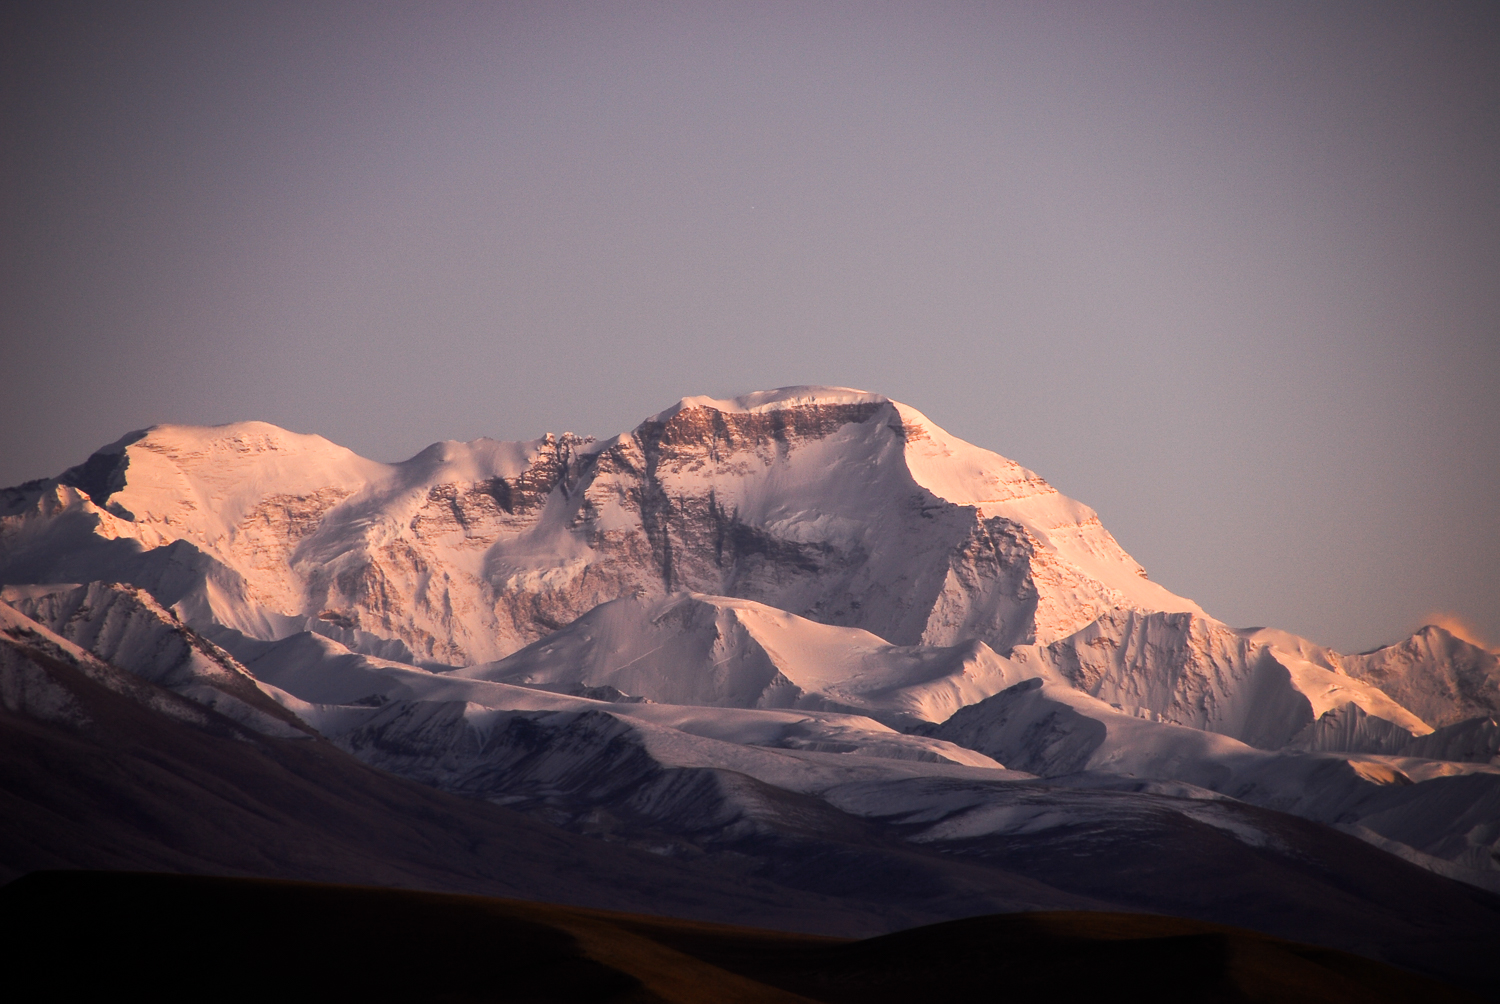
[2,387,1198,666]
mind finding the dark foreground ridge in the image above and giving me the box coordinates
[0,871,1480,1004]
[5,616,1500,995]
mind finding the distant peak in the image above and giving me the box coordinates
[1416,615,1495,653]
[1413,623,1498,655]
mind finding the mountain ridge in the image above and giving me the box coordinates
[0,387,1203,663]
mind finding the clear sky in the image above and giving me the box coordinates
[3,1,1497,653]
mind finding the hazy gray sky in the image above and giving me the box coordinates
[4,1,1497,653]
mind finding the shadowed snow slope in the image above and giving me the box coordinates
[469,593,1440,759]
[2,583,309,739]
[925,677,1500,891]
[460,591,1045,726]
[1404,716,1500,764]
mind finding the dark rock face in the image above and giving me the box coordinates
[570,403,897,595]
[647,400,891,455]
[531,402,1038,652]
[0,430,146,518]
[55,430,147,507]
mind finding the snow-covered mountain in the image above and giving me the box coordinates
[1007,609,1434,749]
[4,385,1499,926]
[0,388,1201,666]
[1338,626,1500,727]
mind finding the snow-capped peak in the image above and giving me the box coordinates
[648,385,890,423]
[888,401,1203,626]
[3,388,1212,664]
[96,421,390,544]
